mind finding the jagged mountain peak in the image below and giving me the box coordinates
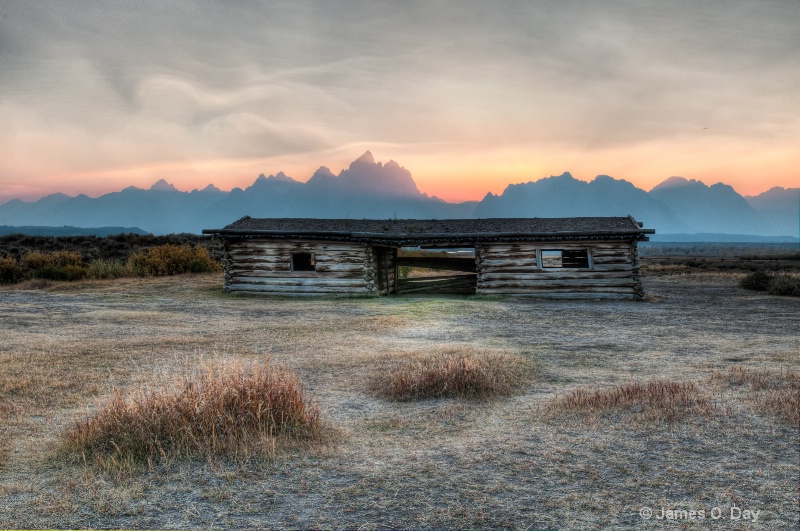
[270,171,295,182]
[354,150,375,164]
[651,176,705,191]
[335,151,421,197]
[149,179,179,192]
[1,154,795,238]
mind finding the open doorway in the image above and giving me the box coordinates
[394,246,477,295]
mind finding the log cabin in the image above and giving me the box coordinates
[203,216,655,299]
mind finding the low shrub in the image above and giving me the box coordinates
[128,244,221,276]
[372,346,533,401]
[63,359,322,465]
[545,380,712,424]
[0,255,25,284]
[740,271,800,296]
[19,250,86,280]
[21,250,83,270]
[85,259,131,279]
[767,274,800,297]
[740,270,772,291]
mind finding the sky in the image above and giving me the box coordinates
[1,1,798,203]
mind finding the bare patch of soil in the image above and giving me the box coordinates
[0,272,797,529]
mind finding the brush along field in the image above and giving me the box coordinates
[0,272,798,529]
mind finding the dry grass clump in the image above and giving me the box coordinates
[546,380,713,424]
[711,366,799,427]
[371,346,533,401]
[63,359,322,466]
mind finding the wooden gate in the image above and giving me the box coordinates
[395,273,477,295]
[394,253,477,295]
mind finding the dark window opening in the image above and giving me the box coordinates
[291,252,316,271]
[541,249,590,268]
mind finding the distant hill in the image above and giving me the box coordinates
[745,187,799,239]
[0,225,150,237]
[649,177,770,234]
[474,172,686,233]
[0,152,797,239]
[649,233,799,243]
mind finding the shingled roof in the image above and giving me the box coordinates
[204,216,653,244]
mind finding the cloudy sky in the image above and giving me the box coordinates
[1,1,798,202]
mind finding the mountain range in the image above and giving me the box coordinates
[0,151,797,239]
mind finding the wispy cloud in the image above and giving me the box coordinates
[1,0,798,201]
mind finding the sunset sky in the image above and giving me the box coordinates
[1,1,798,203]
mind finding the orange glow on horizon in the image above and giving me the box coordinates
[2,146,797,204]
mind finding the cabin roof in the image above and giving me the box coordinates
[204,216,654,244]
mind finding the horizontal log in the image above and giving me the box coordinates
[590,249,632,256]
[479,271,636,281]
[480,258,540,268]
[395,256,476,272]
[228,270,365,280]
[228,242,366,252]
[475,290,637,300]
[227,282,369,293]
[590,257,631,265]
[227,287,372,295]
[578,264,636,272]
[477,285,636,294]
[482,242,632,253]
[478,278,638,289]
[397,286,476,295]
[228,254,366,265]
[480,264,635,274]
[229,276,367,288]
[397,278,476,290]
[399,273,476,282]
[230,260,366,272]
[397,279,477,294]
[479,253,631,264]
[229,263,365,273]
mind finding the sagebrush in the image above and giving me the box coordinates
[740,271,800,296]
[128,244,220,276]
[0,244,221,284]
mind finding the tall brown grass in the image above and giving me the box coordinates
[63,359,322,467]
[711,366,799,427]
[371,346,533,401]
[546,380,713,424]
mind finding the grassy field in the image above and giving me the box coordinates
[0,271,797,529]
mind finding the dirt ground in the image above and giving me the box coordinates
[0,272,797,529]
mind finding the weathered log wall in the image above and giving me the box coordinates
[476,240,644,299]
[223,239,370,295]
[222,238,645,299]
